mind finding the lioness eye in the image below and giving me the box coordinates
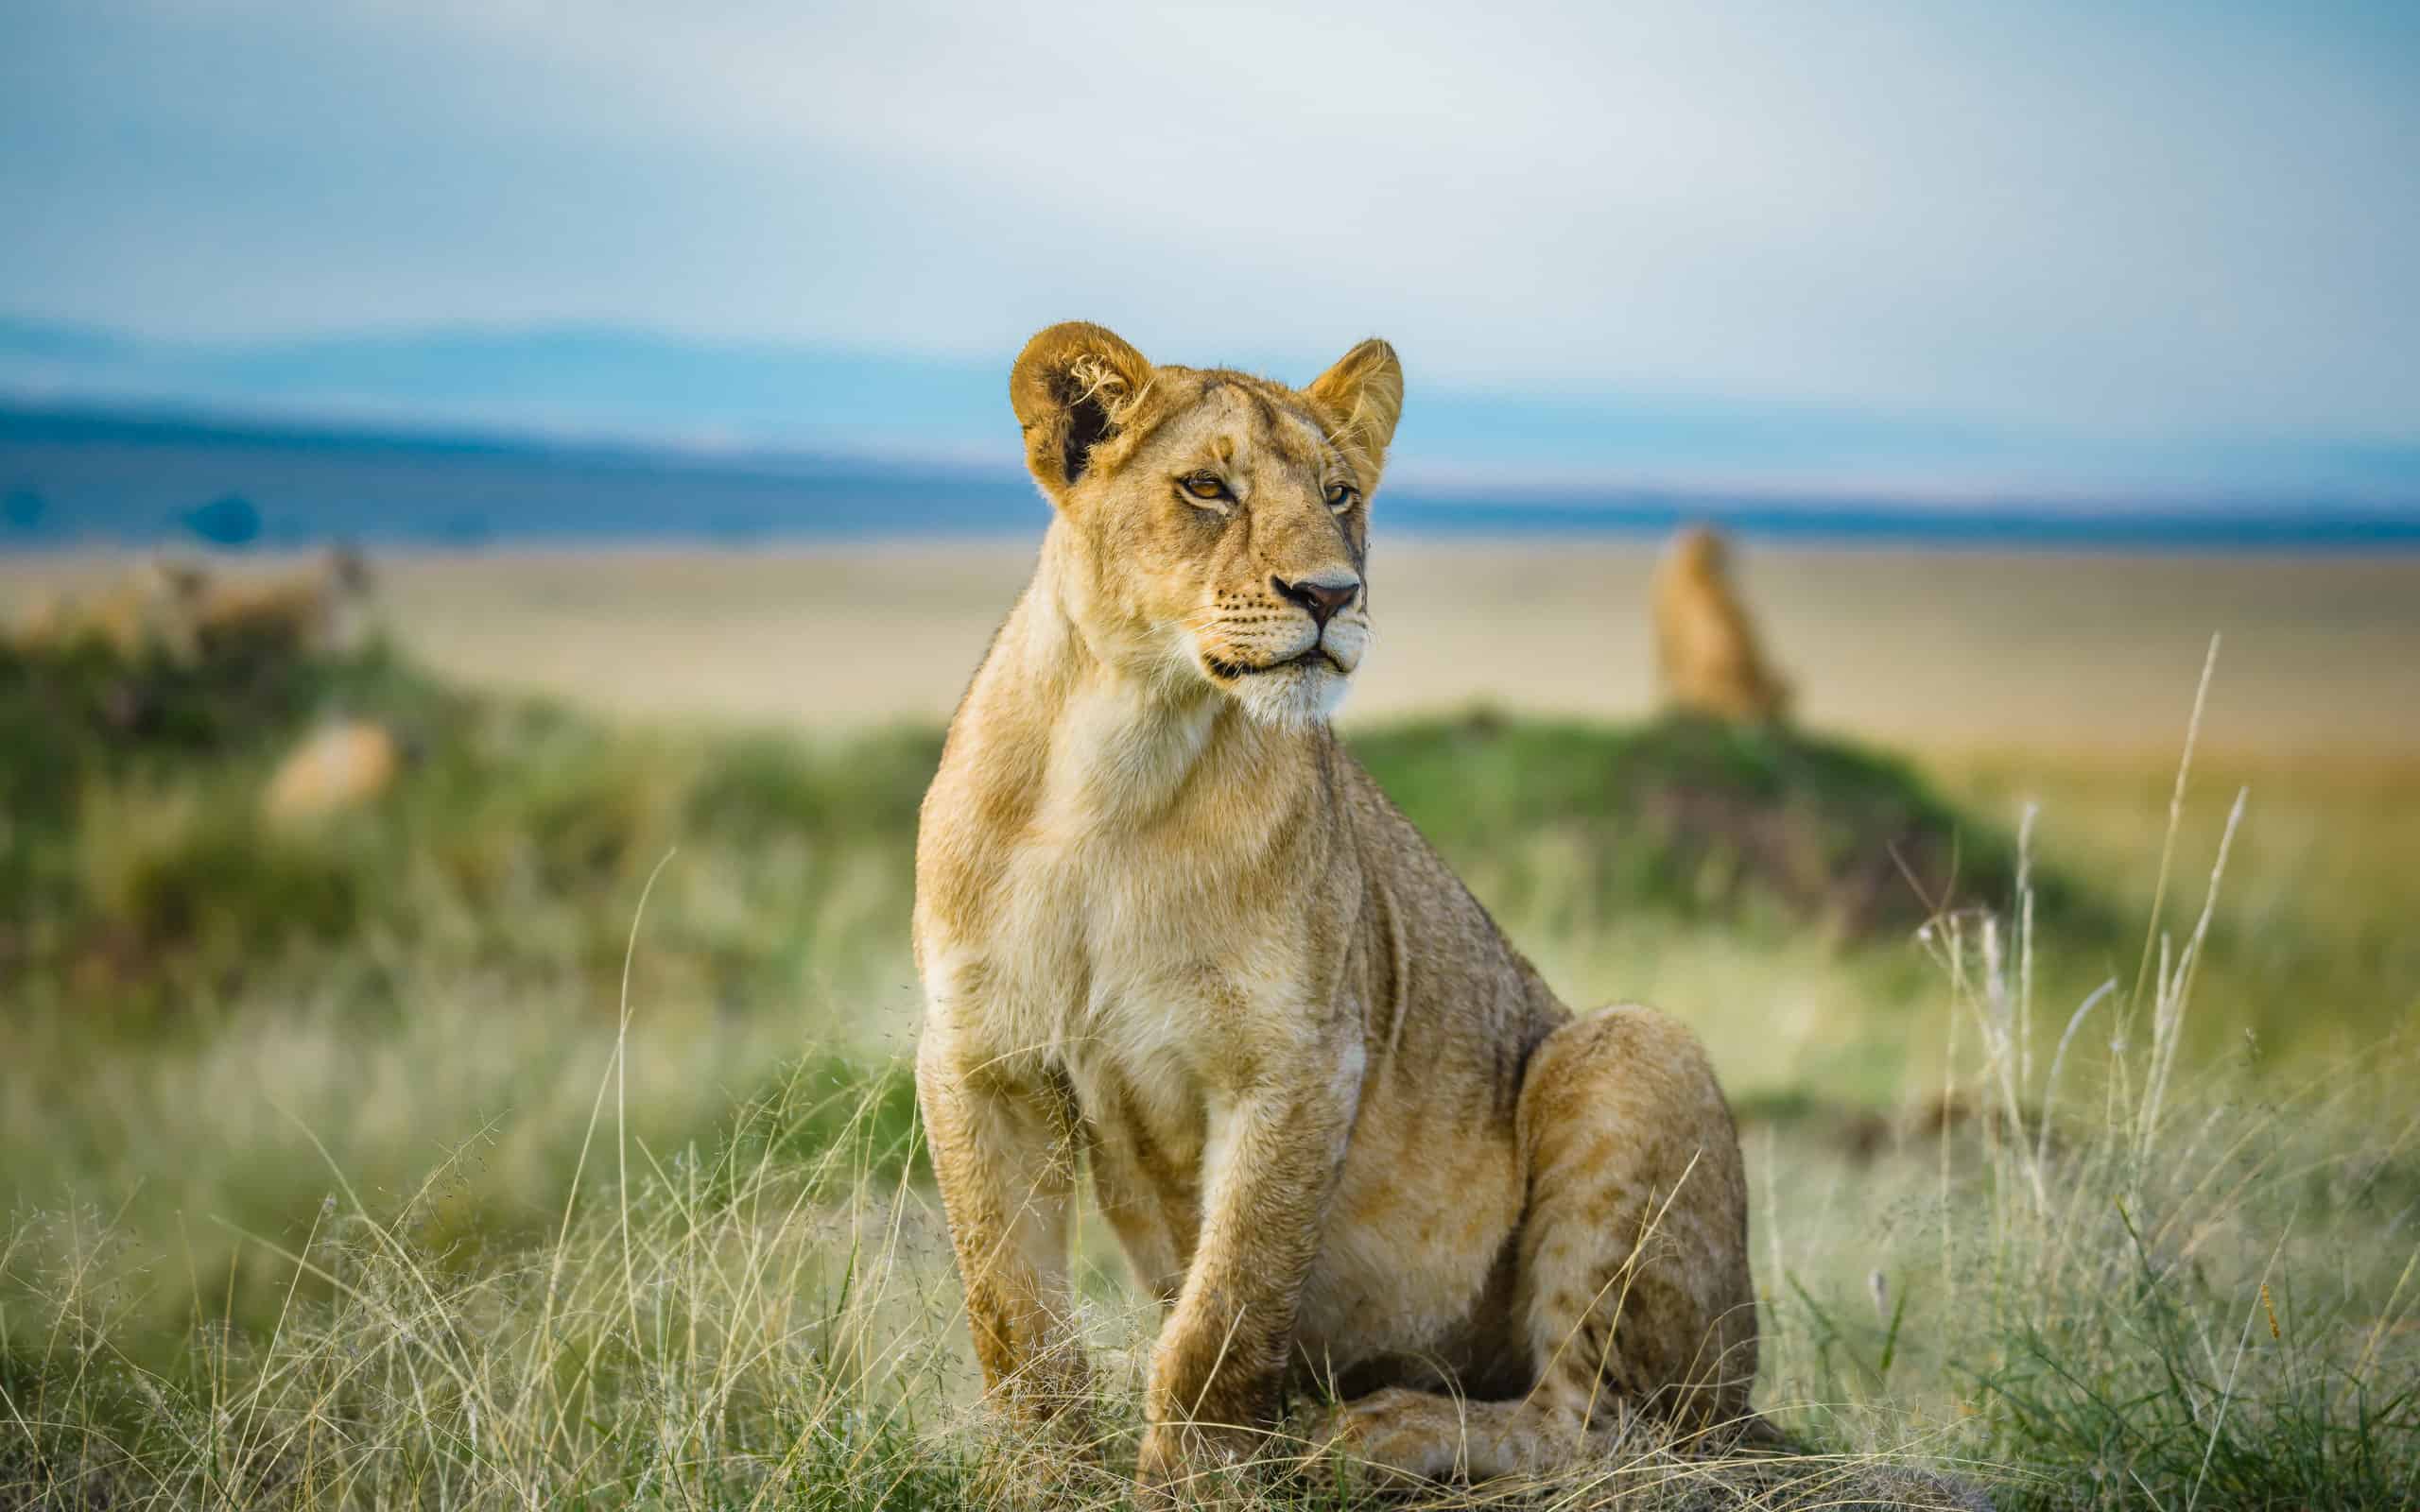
[1325,483,1357,510]
[1182,473,1229,502]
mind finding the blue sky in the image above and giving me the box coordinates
[3,1,2416,500]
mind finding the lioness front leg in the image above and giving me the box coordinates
[1136,1078,1350,1494]
[914,1025,1092,1430]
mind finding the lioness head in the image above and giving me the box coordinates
[1011,321,1402,730]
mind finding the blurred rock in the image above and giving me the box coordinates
[263,719,403,823]
[177,492,261,546]
[1651,525,1793,722]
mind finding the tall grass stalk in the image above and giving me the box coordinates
[1769,656,2417,1509]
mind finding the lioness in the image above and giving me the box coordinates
[913,323,1757,1490]
[1651,526,1791,723]
[11,560,208,662]
[190,547,373,661]
[11,548,371,666]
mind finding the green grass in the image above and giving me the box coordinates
[1,638,930,1021]
[6,641,2068,999]
[3,639,2416,1507]
[1351,712,2089,938]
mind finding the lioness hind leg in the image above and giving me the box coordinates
[1512,1005,1758,1435]
[1316,1005,1758,1483]
[1310,1386,1599,1483]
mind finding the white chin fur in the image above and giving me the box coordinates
[1230,662,1352,730]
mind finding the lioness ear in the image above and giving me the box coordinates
[1009,321,1155,505]
[1305,338,1403,489]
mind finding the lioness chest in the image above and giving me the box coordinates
[923,800,1527,1380]
[922,802,1324,1263]
[927,803,1329,1112]
[923,682,1343,1082]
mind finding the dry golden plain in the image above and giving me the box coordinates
[10,539,2411,758]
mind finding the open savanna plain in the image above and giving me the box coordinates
[1,541,2415,1509]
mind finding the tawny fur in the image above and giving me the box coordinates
[188,548,372,659]
[10,550,371,664]
[11,562,209,662]
[1651,526,1791,722]
[913,324,1758,1493]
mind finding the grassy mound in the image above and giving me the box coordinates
[0,640,2075,1023]
[1355,711,2089,940]
[0,638,935,1018]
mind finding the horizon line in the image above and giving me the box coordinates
[7,391,2419,524]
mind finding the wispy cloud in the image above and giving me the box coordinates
[4,0,2415,459]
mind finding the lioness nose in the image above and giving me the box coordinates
[1272,574,1359,627]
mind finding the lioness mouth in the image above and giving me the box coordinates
[1205,648,1341,679]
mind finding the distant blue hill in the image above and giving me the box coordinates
[4,400,2416,553]
[5,315,2418,512]
[0,317,1005,461]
